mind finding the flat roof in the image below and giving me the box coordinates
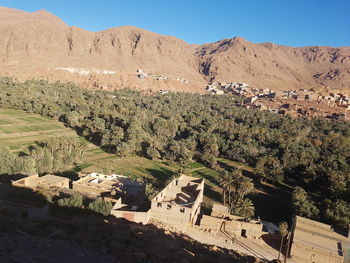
[40,174,68,184]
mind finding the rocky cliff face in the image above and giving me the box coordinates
[196,37,350,91]
[0,6,349,92]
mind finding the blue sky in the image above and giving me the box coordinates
[1,0,349,47]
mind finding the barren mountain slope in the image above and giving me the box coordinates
[0,7,205,92]
[0,6,349,92]
[196,37,350,91]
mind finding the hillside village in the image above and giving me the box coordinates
[206,82,350,121]
[2,171,349,263]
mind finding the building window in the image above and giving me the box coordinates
[180,208,185,213]
[157,202,162,208]
[167,204,172,210]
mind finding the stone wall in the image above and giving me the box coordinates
[111,210,150,225]
[200,215,264,239]
[150,207,192,229]
[211,204,230,218]
[190,179,204,225]
[12,174,39,188]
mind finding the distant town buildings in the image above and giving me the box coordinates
[205,82,350,121]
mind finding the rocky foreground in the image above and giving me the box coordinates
[0,213,268,263]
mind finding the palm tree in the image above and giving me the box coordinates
[234,198,255,218]
[236,176,255,203]
[229,169,255,208]
[226,168,242,205]
[219,171,231,205]
[226,175,237,205]
[278,222,289,261]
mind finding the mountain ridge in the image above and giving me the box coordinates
[0,6,349,92]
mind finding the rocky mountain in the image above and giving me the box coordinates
[0,7,205,93]
[196,37,350,91]
[0,6,349,92]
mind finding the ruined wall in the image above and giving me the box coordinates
[190,179,204,225]
[225,220,263,239]
[200,215,264,239]
[150,206,192,229]
[200,215,223,232]
[152,181,176,203]
[150,175,205,227]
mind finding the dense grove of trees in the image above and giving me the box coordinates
[57,194,112,216]
[0,137,86,176]
[0,78,349,226]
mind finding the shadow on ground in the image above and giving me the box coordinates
[0,183,266,263]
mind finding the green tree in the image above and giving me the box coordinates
[0,146,16,175]
[219,171,231,205]
[292,187,319,219]
[233,198,255,218]
[88,198,113,216]
[256,156,284,183]
[58,194,83,208]
[13,156,36,175]
[232,175,255,206]
[325,199,350,227]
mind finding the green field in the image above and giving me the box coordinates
[0,108,113,163]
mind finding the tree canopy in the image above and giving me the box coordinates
[0,78,349,226]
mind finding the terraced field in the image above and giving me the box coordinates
[0,108,113,163]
